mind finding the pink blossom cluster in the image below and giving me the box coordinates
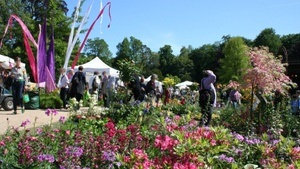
[290,147,300,161]
[154,135,179,150]
[244,47,295,94]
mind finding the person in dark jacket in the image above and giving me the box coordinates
[69,66,86,103]
[199,70,217,126]
[146,74,156,96]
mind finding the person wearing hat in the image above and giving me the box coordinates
[10,57,28,114]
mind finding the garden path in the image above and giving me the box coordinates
[0,109,70,135]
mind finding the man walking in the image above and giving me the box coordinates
[58,68,69,109]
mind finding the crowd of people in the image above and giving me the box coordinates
[2,57,299,128]
[57,66,118,109]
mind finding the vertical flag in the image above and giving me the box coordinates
[47,26,55,81]
[45,66,56,93]
[71,2,112,69]
[37,20,47,83]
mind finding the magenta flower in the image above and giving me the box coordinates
[20,119,30,127]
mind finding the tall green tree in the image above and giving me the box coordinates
[219,37,250,83]
[174,46,194,81]
[129,36,143,62]
[113,37,131,68]
[84,37,113,65]
[254,28,282,55]
[189,44,220,82]
[158,45,175,76]
[280,33,300,63]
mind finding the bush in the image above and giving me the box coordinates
[39,90,62,109]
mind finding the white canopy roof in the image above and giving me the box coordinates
[175,81,193,88]
[74,57,119,77]
[0,54,26,69]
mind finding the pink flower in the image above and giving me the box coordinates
[154,135,178,150]
[0,140,5,147]
[288,164,295,169]
[210,139,217,146]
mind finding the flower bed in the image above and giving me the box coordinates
[1,97,300,168]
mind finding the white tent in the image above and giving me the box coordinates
[175,81,193,89]
[0,54,26,69]
[73,57,119,77]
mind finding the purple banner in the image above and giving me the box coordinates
[37,20,47,83]
[47,27,55,81]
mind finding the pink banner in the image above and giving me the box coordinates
[0,14,38,48]
[71,2,111,69]
[0,14,38,82]
[45,66,56,93]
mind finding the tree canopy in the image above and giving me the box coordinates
[219,37,250,83]
[254,28,282,55]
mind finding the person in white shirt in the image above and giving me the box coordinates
[58,68,69,109]
[89,71,101,94]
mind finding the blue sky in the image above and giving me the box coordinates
[65,0,300,56]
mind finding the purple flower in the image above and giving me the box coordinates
[52,109,58,116]
[45,109,51,116]
[45,109,58,116]
[59,116,66,123]
[102,150,116,162]
[271,139,280,145]
[218,154,235,163]
[232,133,244,141]
[21,119,30,127]
[65,146,84,158]
[244,137,261,145]
[37,154,55,163]
[165,117,172,124]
